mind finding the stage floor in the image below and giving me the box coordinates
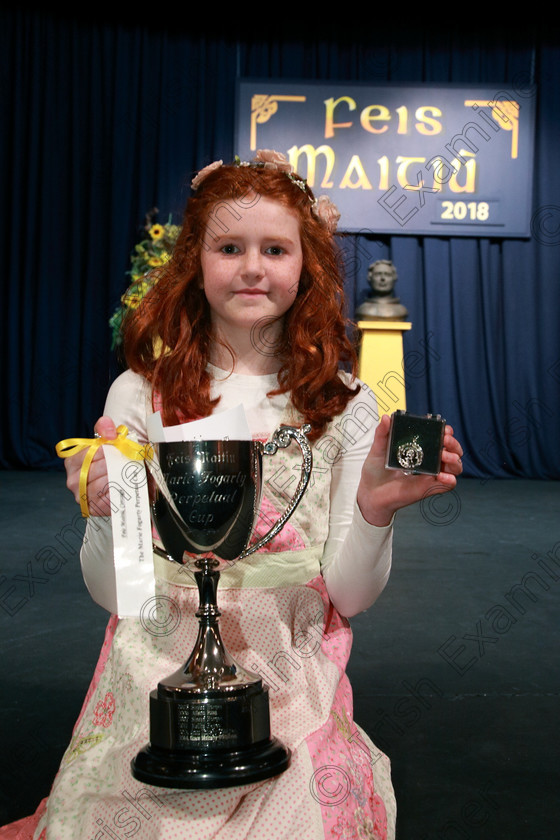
[1,472,558,837]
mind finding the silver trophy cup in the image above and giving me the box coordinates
[131,425,312,789]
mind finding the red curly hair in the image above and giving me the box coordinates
[123,161,359,441]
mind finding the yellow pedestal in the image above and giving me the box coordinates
[357,321,412,414]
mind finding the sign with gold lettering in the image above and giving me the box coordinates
[235,81,536,237]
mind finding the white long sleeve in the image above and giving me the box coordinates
[79,369,392,617]
[317,380,393,616]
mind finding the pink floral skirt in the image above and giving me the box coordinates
[1,575,395,839]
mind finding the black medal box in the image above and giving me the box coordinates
[385,410,446,475]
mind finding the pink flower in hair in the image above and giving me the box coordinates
[254,149,294,173]
[313,194,341,234]
[191,160,223,190]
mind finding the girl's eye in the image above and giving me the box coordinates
[265,246,284,256]
[220,244,239,254]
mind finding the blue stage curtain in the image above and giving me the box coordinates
[1,13,559,478]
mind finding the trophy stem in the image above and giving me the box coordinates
[183,564,238,690]
[161,561,253,691]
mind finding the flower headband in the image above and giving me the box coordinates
[191,149,341,234]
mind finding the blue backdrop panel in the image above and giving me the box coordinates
[235,80,536,237]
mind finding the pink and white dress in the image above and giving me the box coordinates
[2,367,396,840]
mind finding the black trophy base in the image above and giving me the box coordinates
[131,679,291,789]
[131,737,291,789]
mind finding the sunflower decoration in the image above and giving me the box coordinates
[109,208,181,348]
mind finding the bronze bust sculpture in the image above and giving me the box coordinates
[356,260,408,321]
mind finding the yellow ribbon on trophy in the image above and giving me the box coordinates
[56,425,153,518]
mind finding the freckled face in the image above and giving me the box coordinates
[200,197,303,337]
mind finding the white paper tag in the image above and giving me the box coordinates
[146,404,252,442]
[104,444,155,617]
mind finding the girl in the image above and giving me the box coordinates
[6,150,462,840]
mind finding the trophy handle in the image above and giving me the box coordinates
[239,424,313,560]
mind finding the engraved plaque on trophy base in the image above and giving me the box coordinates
[132,680,290,789]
